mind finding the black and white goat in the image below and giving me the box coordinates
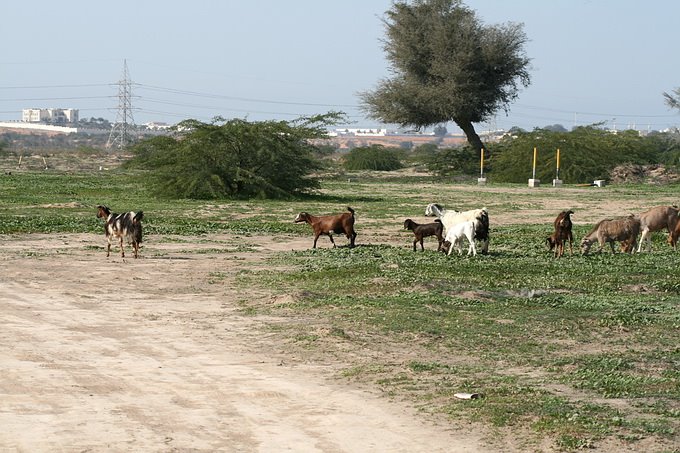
[96,205,144,259]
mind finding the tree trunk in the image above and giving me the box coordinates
[455,119,486,156]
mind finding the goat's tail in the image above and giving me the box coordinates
[133,211,144,223]
[346,207,355,216]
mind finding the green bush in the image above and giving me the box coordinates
[342,145,403,171]
[426,145,481,177]
[125,114,343,199]
[490,127,665,183]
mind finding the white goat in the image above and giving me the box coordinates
[425,203,489,254]
[445,220,477,256]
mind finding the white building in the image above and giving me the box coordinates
[22,108,79,124]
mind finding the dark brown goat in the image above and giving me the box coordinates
[546,210,574,258]
[294,207,357,249]
[403,218,444,252]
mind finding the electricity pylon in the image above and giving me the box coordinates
[106,60,136,149]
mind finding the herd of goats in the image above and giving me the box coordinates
[95,203,680,260]
[292,203,680,258]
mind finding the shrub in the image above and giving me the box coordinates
[125,114,343,199]
[343,145,403,171]
[426,145,480,177]
[490,127,664,184]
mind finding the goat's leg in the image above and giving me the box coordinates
[637,229,650,252]
[119,236,125,258]
[327,233,336,248]
[313,232,321,248]
[106,237,112,257]
[132,241,139,258]
[350,231,357,248]
[467,235,477,256]
[419,238,425,251]
[412,239,417,252]
[568,232,574,255]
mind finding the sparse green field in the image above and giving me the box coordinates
[1,164,678,451]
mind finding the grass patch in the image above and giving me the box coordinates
[1,166,679,451]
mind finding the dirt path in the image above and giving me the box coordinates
[0,233,488,452]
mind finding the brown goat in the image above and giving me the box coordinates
[580,215,640,255]
[547,210,574,258]
[668,216,680,249]
[403,218,444,252]
[294,207,357,249]
[636,205,679,252]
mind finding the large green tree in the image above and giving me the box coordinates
[361,0,531,154]
[126,114,341,199]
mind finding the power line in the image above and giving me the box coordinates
[136,83,358,108]
[0,83,112,90]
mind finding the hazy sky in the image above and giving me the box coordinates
[3,0,680,133]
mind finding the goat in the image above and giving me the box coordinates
[444,220,477,256]
[403,218,444,252]
[669,215,680,249]
[294,207,357,249]
[636,205,679,252]
[96,205,144,259]
[580,215,640,255]
[425,203,489,254]
[547,210,574,258]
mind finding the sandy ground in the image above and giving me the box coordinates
[0,232,490,452]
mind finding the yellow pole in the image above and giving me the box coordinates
[556,148,561,180]
[480,148,484,177]
[532,147,537,179]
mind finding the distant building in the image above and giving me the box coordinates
[143,121,172,131]
[22,108,79,124]
[333,128,389,137]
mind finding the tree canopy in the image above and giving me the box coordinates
[663,87,680,110]
[361,0,531,154]
[125,114,342,199]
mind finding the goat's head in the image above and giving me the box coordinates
[403,219,416,230]
[294,212,310,223]
[96,205,111,219]
[546,236,557,251]
[580,237,595,255]
[425,203,443,217]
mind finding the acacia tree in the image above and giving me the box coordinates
[361,0,531,154]
[126,113,343,199]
